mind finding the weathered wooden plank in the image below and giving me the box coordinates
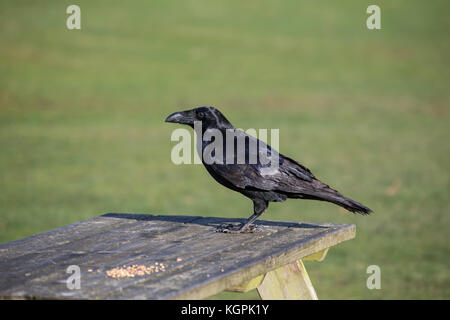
[104,222,355,299]
[256,260,318,300]
[0,214,204,294]
[0,214,355,300]
[24,218,279,299]
[0,214,198,274]
[0,215,209,295]
[0,214,142,260]
[0,215,280,298]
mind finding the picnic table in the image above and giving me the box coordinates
[0,213,355,299]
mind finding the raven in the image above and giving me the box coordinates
[166,106,372,232]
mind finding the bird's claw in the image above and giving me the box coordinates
[216,223,261,234]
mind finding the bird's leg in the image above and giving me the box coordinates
[238,199,268,231]
[236,213,261,232]
[219,199,268,233]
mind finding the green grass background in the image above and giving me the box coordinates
[0,0,449,299]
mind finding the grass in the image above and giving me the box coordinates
[0,0,449,299]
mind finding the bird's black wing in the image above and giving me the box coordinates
[203,129,317,193]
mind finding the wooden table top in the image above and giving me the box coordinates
[0,213,355,299]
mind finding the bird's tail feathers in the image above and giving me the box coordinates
[317,192,372,215]
[289,188,372,215]
[333,196,372,215]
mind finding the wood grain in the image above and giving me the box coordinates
[0,213,355,299]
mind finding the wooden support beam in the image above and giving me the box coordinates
[256,260,318,300]
[303,248,329,262]
[226,248,329,294]
[226,274,265,293]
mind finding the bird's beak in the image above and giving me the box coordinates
[165,109,196,125]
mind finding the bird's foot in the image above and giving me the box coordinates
[216,223,261,234]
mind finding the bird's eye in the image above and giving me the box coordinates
[197,112,205,119]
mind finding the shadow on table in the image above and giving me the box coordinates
[102,212,331,230]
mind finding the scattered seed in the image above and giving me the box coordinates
[105,262,167,279]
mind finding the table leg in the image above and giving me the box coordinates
[256,259,318,300]
[226,248,330,299]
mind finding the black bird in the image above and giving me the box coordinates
[166,106,372,232]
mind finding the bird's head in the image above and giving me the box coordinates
[165,106,232,129]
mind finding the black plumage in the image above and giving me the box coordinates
[166,106,372,232]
